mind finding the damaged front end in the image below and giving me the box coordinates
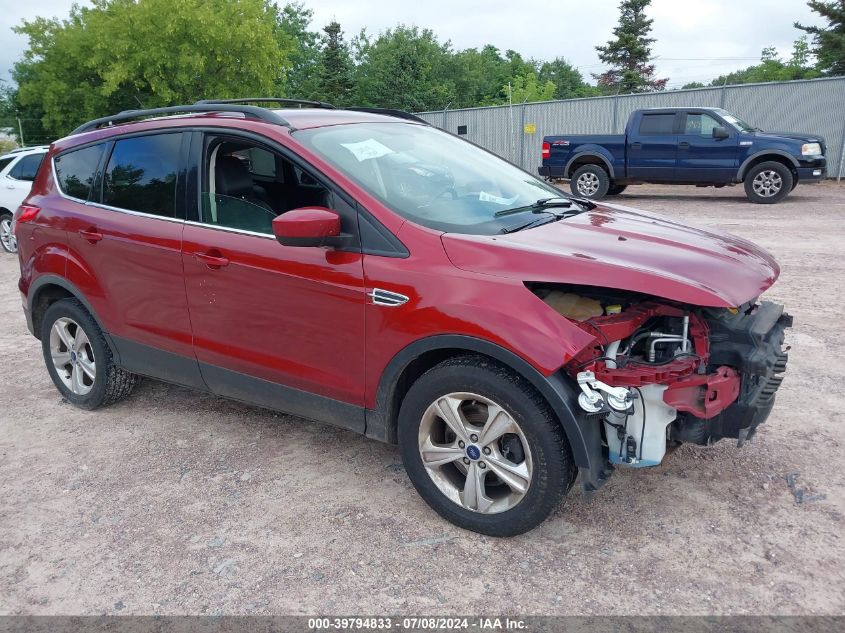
[530,284,792,489]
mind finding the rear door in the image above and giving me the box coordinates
[626,112,680,180]
[675,111,739,182]
[62,131,203,388]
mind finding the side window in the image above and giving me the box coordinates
[55,145,106,200]
[0,156,15,173]
[684,113,721,137]
[201,136,331,235]
[638,113,676,136]
[102,133,182,217]
[9,152,46,182]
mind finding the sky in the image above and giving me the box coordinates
[0,0,826,91]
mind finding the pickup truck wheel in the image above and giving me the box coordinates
[570,165,610,200]
[744,161,793,204]
[398,355,576,537]
[607,185,627,196]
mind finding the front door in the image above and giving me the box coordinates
[675,111,739,182]
[626,111,679,180]
[181,132,367,431]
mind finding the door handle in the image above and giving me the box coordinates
[630,142,642,149]
[5,185,14,190]
[678,141,690,148]
[78,228,103,243]
[195,251,230,269]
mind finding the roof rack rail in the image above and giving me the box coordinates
[196,97,336,110]
[347,107,430,125]
[70,104,292,136]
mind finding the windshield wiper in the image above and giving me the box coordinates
[494,197,584,218]
[500,210,568,234]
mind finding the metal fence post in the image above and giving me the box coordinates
[519,102,527,170]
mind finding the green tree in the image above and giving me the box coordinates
[593,0,667,93]
[796,0,845,75]
[314,21,355,106]
[689,38,821,87]
[277,2,321,99]
[538,58,600,99]
[504,72,556,103]
[353,26,455,111]
[13,0,293,137]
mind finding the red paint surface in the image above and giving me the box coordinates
[17,109,781,415]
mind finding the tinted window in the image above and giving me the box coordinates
[684,113,721,136]
[638,113,676,136]
[9,152,46,181]
[0,156,14,173]
[103,134,182,217]
[55,145,106,200]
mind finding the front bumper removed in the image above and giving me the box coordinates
[671,301,792,446]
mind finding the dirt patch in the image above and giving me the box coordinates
[1,182,844,615]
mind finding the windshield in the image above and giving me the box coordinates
[718,109,757,133]
[295,122,564,234]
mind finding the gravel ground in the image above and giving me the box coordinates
[1,181,844,616]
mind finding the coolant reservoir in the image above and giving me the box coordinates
[605,384,677,467]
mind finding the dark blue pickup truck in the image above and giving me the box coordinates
[539,107,827,203]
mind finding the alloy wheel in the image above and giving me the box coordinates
[417,392,533,514]
[49,317,96,395]
[576,172,600,196]
[752,170,783,197]
[0,217,16,253]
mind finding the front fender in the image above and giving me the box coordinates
[366,334,606,488]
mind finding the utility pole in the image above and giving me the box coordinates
[17,118,25,147]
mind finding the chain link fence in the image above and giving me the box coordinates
[417,77,845,181]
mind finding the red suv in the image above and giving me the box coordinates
[15,99,790,536]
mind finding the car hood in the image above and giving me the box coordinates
[441,203,780,308]
[753,130,825,145]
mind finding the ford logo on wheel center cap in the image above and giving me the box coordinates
[465,445,481,461]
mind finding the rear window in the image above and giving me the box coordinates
[0,156,14,173]
[55,145,106,200]
[638,113,676,136]
[102,133,182,217]
[9,152,46,181]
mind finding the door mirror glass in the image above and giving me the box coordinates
[712,126,730,140]
[272,207,348,247]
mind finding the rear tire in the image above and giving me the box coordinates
[398,355,576,537]
[744,161,793,204]
[41,298,137,410]
[570,165,610,200]
[606,184,627,196]
[0,212,16,253]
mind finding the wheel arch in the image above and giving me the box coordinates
[565,151,616,179]
[28,275,120,361]
[365,335,600,475]
[737,151,799,181]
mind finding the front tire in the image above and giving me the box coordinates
[41,299,138,410]
[398,355,576,537]
[570,165,610,200]
[744,161,793,204]
[0,213,16,253]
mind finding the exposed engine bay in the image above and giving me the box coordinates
[530,284,792,472]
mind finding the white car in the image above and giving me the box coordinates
[0,146,49,253]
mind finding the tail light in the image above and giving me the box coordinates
[541,141,550,160]
[15,205,40,224]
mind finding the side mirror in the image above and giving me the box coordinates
[712,126,730,140]
[272,207,351,248]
